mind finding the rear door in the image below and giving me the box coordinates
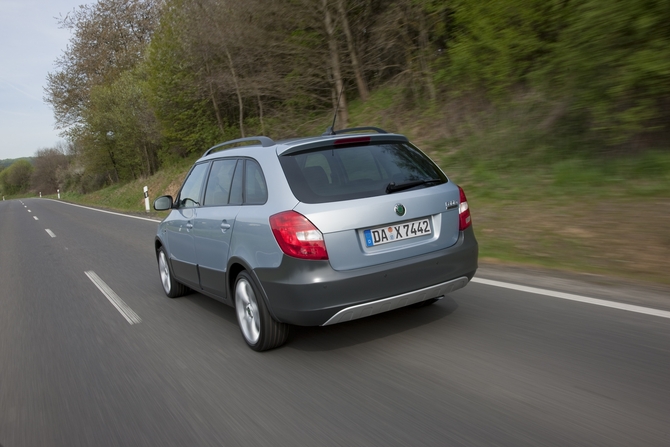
[193,158,269,297]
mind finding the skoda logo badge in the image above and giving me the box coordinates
[394,203,406,216]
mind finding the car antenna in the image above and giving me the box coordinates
[323,87,344,136]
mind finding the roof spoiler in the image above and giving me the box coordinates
[203,136,275,157]
[322,126,388,136]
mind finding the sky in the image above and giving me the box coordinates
[0,0,89,160]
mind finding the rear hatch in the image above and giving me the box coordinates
[279,137,462,271]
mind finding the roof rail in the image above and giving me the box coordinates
[322,126,388,136]
[203,136,275,156]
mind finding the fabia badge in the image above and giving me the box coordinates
[394,203,406,216]
[446,200,458,210]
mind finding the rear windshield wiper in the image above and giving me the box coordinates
[386,179,442,194]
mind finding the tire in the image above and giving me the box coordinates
[410,297,440,308]
[234,271,289,351]
[157,246,189,298]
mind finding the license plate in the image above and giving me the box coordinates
[363,218,431,247]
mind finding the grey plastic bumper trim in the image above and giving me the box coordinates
[321,276,469,326]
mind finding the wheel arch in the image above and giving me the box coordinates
[227,256,281,321]
[155,237,165,257]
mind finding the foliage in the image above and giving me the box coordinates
[443,0,670,148]
[543,0,670,145]
[444,0,566,97]
[31,147,70,194]
[42,0,162,191]
[45,0,161,132]
[143,2,224,159]
[40,0,670,199]
[81,69,160,182]
[0,159,34,195]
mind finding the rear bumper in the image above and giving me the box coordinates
[254,226,478,326]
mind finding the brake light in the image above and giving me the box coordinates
[270,211,329,260]
[458,186,472,231]
[334,136,370,146]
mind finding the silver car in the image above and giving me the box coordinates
[154,127,478,351]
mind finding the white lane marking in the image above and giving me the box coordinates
[33,216,38,220]
[45,199,161,222]
[27,210,31,212]
[45,229,56,238]
[471,277,670,320]
[85,271,142,325]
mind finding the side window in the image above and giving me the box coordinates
[244,159,268,204]
[204,159,237,206]
[177,163,209,208]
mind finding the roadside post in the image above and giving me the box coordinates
[40,192,42,198]
[57,189,60,199]
[144,186,150,213]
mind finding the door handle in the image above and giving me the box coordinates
[186,223,193,230]
[221,220,231,232]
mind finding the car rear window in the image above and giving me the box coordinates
[279,142,447,203]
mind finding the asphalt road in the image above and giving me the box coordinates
[1,198,669,447]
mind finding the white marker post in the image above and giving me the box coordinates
[143,186,150,213]
[40,192,42,198]
[57,189,61,199]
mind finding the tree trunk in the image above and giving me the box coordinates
[323,0,348,128]
[336,0,369,101]
[143,143,152,176]
[106,147,120,183]
[224,46,245,138]
[417,10,436,102]
[206,62,225,134]
[256,88,265,135]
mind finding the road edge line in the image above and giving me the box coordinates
[44,199,161,223]
[471,277,670,319]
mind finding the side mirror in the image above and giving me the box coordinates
[153,195,173,211]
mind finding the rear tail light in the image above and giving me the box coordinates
[270,211,329,260]
[458,186,472,231]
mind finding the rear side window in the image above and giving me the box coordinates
[279,143,447,203]
[245,159,268,204]
[216,158,266,206]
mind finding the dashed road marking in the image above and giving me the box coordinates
[85,271,142,325]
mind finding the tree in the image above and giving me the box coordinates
[144,0,225,159]
[31,146,70,194]
[43,0,163,189]
[0,160,34,196]
[45,0,161,134]
[323,0,349,126]
[82,69,160,182]
[336,0,369,101]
